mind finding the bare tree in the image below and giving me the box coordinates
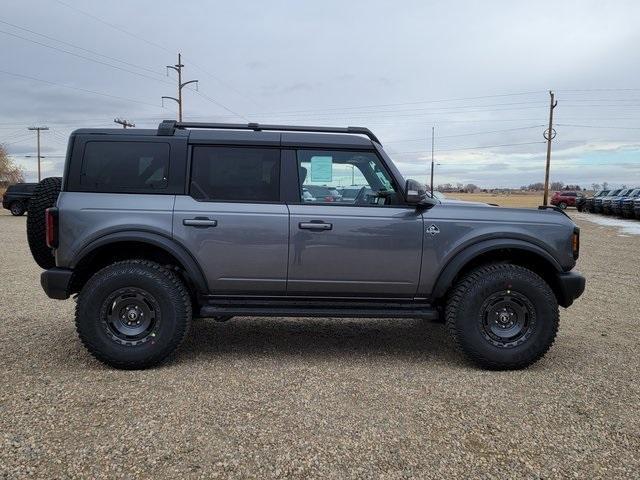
[550,181,564,191]
[464,183,479,193]
[591,183,601,191]
[602,181,609,190]
[0,145,25,186]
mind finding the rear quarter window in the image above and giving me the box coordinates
[79,141,170,193]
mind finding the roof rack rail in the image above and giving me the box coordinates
[157,120,381,144]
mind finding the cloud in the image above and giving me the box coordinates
[1,0,639,186]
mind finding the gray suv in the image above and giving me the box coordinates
[29,121,585,370]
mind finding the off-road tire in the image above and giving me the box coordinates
[76,260,192,369]
[446,263,559,370]
[10,201,26,216]
[26,177,62,269]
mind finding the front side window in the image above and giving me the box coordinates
[81,141,170,192]
[296,150,400,206]
[190,146,280,202]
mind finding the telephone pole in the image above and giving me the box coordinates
[28,126,48,182]
[162,53,198,121]
[114,118,135,129]
[543,90,558,205]
[430,126,435,196]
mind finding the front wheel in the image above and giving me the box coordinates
[558,202,567,210]
[446,263,559,370]
[76,260,192,369]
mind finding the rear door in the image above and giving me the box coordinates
[285,148,424,297]
[172,144,289,295]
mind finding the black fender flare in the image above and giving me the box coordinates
[431,238,562,300]
[72,230,209,293]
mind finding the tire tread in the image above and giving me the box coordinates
[445,263,559,370]
[26,177,62,269]
[75,259,192,369]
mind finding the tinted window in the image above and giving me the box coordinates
[296,150,399,206]
[190,146,280,202]
[81,142,170,192]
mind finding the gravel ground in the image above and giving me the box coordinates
[1,210,639,479]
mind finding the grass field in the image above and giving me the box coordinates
[448,191,546,208]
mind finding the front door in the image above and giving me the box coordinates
[287,149,424,297]
[173,145,289,295]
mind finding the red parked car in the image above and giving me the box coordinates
[550,191,584,209]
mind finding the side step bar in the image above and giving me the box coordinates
[198,298,439,320]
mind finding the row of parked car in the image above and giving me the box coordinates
[578,188,640,218]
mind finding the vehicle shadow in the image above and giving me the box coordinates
[177,316,461,365]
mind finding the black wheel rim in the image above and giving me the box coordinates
[102,287,160,346]
[11,203,22,215]
[479,290,536,348]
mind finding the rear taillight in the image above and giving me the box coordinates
[572,227,580,260]
[45,207,58,249]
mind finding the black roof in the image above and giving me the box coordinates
[72,120,380,149]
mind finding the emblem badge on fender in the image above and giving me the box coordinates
[426,224,440,236]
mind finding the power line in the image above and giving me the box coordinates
[249,91,548,116]
[0,18,163,77]
[0,28,173,86]
[390,141,546,155]
[1,132,33,145]
[384,125,545,144]
[246,100,548,118]
[195,90,249,121]
[52,0,172,54]
[182,54,264,109]
[560,88,640,92]
[0,69,163,108]
[50,0,248,120]
[556,123,640,130]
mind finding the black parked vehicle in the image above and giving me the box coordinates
[613,188,640,217]
[576,194,587,212]
[596,189,621,214]
[2,183,37,216]
[603,188,631,215]
[585,190,609,213]
[621,189,640,218]
[634,197,640,219]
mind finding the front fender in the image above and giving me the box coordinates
[430,238,563,300]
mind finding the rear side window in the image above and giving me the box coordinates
[80,142,170,193]
[190,146,280,202]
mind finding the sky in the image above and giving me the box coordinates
[1,0,640,188]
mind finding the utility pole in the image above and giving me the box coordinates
[543,90,558,205]
[162,53,198,122]
[430,126,435,196]
[28,126,48,182]
[114,118,135,129]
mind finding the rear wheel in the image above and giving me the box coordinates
[446,263,559,370]
[10,201,25,216]
[76,260,192,369]
[26,177,62,269]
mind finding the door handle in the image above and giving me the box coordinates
[299,221,332,231]
[183,218,217,227]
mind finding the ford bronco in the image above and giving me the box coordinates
[27,121,585,370]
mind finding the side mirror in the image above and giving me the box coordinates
[405,179,437,207]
